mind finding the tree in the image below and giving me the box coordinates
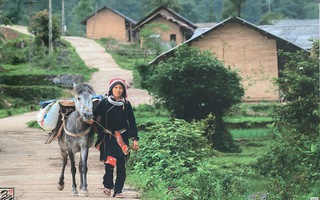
[139,22,169,60]
[222,0,246,18]
[148,45,244,120]
[28,10,60,47]
[141,0,181,15]
[259,11,284,25]
[0,0,12,66]
[139,45,244,152]
[71,0,94,35]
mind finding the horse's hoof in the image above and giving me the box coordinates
[79,189,89,197]
[57,183,64,191]
[71,190,78,196]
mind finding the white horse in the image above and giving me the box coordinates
[57,83,95,196]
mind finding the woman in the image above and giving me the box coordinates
[93,78,139,198]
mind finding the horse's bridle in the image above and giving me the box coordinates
[61,111,92,138]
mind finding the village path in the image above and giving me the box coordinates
[0,26,152,199]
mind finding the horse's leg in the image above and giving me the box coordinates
[79,147,89,197]
[57,149,67,191]
[68,150,78,196]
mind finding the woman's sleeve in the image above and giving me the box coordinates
[127,101,139,140]
[93,98,106,119]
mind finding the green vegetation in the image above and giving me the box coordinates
[126,103,273,199]
[254,41,320,199]
[2,0,317,32]
[1,9,318,198]
[0,26,95,118]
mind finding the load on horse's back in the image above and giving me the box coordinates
[38,83,98,197]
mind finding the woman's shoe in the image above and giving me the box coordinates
[114,192,123,198]
[103,188,111,196]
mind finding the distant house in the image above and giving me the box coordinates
[150,17,307,102]
[81,6,136,42]
[132,6,198,46]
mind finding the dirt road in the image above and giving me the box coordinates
[0,112,140,200]
[63,36,152,107]
[0,27,150,199]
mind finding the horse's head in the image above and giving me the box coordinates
[73,83,95,123]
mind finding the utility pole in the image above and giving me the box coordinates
[48,0,53,54]
[268,0,271,12]
[61,0,65,36]
[25,0,37,67]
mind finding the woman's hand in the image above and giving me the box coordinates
[132,140,139,151]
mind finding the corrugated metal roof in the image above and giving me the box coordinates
[259,19,319,50]
[191,19,319,50]
[150,17,307,65]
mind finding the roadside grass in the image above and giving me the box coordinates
[230,128,270,139]
[0,35,96,118]
[0,104,38,118]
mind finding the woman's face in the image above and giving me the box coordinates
[112,84,124,100]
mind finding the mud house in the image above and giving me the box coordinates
[150,17,308,102]
[81,6,136,42]
[132,6,198,46]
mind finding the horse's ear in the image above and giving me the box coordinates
[73,83,77,89]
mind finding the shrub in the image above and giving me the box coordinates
[1,39,28,64]
[0,85,63,102]
[144,45,244,121]
[131,119,214,188]
[254,41,320,199]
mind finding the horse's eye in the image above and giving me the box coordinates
[77,97,80,101]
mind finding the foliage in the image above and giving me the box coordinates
[0,0,12,60]
[1,39,28,64]
[71,0,94,36]
[145,44,244,121]
[128,105,273,199]
[0,85,63,102]
[130,118,216,189]
[139,22,170,59]
[259,11,284,25]
[174,169,248,199]
[254,41,320,199]
[138,45,243,152]
[2,0,318,33]
[141,0,181,14]
[28,10,60,47]
[222,0,246,18]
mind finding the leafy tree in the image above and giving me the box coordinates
[28,10,60,47]
[0,0,12,64]
[222,0,246,18]
[259,11,284,25]
[255,41,320,199]
[138,45,243,152]
[148,45,244,120]
[141,0,181,15]
[71,0,94,35]
[139,22,169,60]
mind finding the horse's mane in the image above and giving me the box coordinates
[74,83,95,95]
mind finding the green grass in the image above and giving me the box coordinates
[0,104,38,118]
[230,128,270,139]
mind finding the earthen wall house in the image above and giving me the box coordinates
[81,6,135,42]
[133,7,197,46]
[151,17,305,102]
[191,23,279,101]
